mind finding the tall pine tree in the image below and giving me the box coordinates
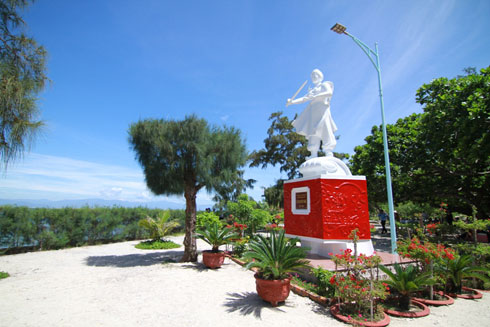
[0,0,48,170]
[129,115,248,262]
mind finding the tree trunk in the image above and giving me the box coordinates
[180,185,198,262]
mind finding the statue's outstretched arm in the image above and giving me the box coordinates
[286,88,332,107]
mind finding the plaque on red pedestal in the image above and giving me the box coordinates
[284,175,374,257]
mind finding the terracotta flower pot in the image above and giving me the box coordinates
[330,303,390,327]
[384,299,430,318]
[254,274,292,306]
[202,250,225,269]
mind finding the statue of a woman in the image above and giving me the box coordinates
[286,69,337,159]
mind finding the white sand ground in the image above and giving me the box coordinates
[1,236,489,327]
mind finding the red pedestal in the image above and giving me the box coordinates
[284,175,372,256]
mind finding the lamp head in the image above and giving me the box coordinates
[331,23,347,34]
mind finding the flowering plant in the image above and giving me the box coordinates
[426,222,440,235]
[226,221,247,237]
[397,237,455,266]
[265,223,283,231]
[329,229,388,323]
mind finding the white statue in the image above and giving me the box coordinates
[287,69,351,177]
[286,69,337,158]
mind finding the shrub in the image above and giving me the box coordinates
[135,240,181,250]
[0,271,9,279]
[196,211,222,228]
[312,267,335,297]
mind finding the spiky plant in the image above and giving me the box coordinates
[244,230,310,280]
[196,222,237,252]
[440,255,490,294]
[138,210,180,242]
[380,263,435,310]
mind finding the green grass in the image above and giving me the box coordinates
[135,240,181,250]
[0,271,9,279]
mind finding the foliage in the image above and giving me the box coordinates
[263,179,284,209]
[350,114,424,207]
[196,222,237,252]
[415,67,490,218]
[454,218,490,232]
[248,111,309,179]
[196,211,221,229]
[225,221,247,237]
[438,254,490,294]
[379,263,435,310]
[394,201,433,222]
[311,266,336,297]
[0,205,181,251]
[0,0,48,170]
[265,223,283,232]
[212,169,255,210]
[397,237,455,267]
[138,210,180,242]
[0,271,9,279]
[291,274,318,294]
[330,247,388,322]
[351,67,490,217]
[244,230,309,280]
[226,194,272,234]
[230,236,249,258]
[135,239,181,250]
[128,115,247,262]
[452,243,490,267]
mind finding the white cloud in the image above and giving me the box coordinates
[0,153,192,204]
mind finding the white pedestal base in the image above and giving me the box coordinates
[286,234,374,257]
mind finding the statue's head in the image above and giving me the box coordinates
[311,69,323,84]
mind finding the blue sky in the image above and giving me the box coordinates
[1,0,489,208]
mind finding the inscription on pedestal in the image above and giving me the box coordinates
[295,192,308,210]
[291,186,310,215]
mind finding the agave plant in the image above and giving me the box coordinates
[380,263,435,310]
[196,222,237,252]
[244,230,310,280]
[138,210,180,242]
[440,255,490,294]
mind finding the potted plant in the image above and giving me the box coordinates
[380,263,434,316]
[244,230,310,306]
[439,254,489,298]
[328,232,390,326]
[196,222,236,269]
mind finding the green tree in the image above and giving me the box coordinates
[415,67,490,217]
[350,114,423,207]
[0,0,48,170]
[263,179,284,209]
[211,169,255,211]
[351,67,490,217]
[249,111,309,179]
[128,115,247,262]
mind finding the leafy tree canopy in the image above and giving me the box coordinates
[351,67,490,217]
[128,115,248,261]
[0,0,48,170]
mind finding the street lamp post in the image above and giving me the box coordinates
[331,23,397,254]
